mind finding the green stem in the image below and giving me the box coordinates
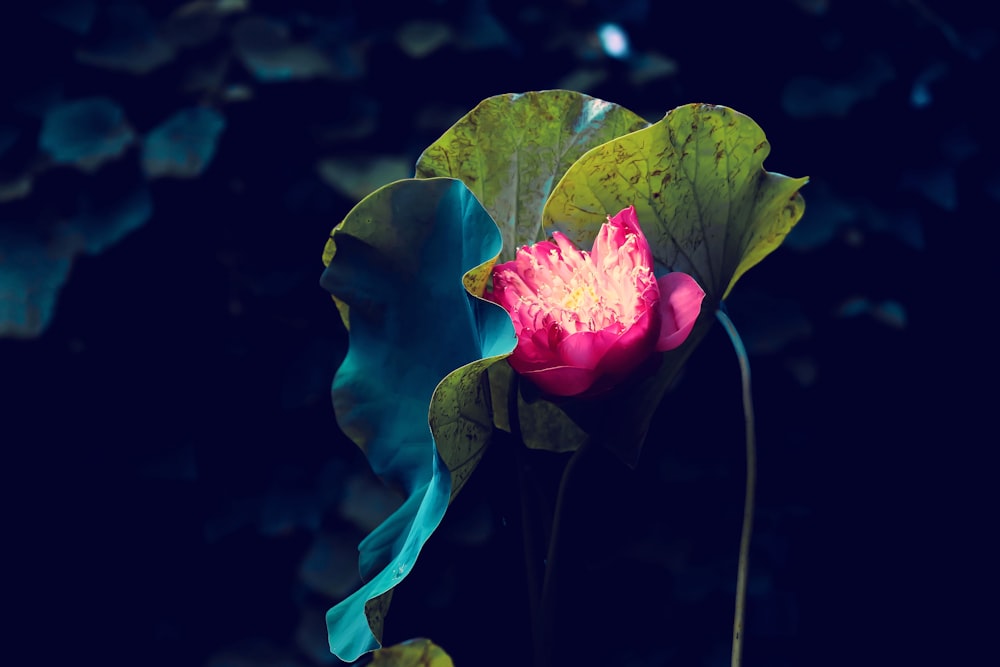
[506,375,555,667]
[716,308,756,667]
[536,439,590,667]
[514,441,543,651]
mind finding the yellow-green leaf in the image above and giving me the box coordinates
[486,360,588,453]
[542,103,807,304]
[416,90,649,261]
[371,638,454,667]
[430,357,500,502]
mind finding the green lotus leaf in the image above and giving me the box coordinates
[520,104,805,462]
[431,357,502,502]
[416,90,650,261]
[542,103,808,305]
[487,360,587,454]
[371,638,454,667]
[320,177,516,661]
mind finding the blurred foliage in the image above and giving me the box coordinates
[3,0,993,341]
[1,1,996,666]
[143,107,226,179]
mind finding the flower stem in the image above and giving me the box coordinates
[514,442,543,650]
[507,376,556,667]
[536,439,590,667]
[716,307,756,667]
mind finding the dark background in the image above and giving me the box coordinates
[1,1,994,665]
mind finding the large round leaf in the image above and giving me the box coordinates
[542,103,808,305]
[416,90,649,261]
[520,104,806,461]
[320,178,516,661]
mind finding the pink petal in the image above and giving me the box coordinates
[655,272,705,352]
[556,309,659,397]
[489,271,526,310]
[592,207,629,264]
[509,336,553,369]
[556,329,619,369]
[592,213,626,266]
[607,205,640,236]
[489,205,694,398]
[507,324,567,373]
[591,306,658,382]
[604,205,654,268]
[520,365,600,397]
[513,242,554,288]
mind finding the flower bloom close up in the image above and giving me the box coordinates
[486,205,705,397]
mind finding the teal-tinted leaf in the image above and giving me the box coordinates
[864,205,924,250]
[320,178,515,661]
[143,107,226,179]
[900,164,956,210]
[837,297,907,329]
[317,155,412,202]
[415,90,649,261]
[41,0,97,35]
[781,54,894,118]
[628,52,679,86]
[63,180,152,255]
[39,97,134,171]
[75,4,175,73]
[456,3,510,51]
[0,179,151,338]
[0,230,72,338]
[161,1,236,50]
[396,21,452,58]
[232,16,340,82]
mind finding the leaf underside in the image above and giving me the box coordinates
[321,177,515,661]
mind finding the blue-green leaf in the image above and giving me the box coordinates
[142,107,226,179]
[320,177,515,661]
[39,97,134,171]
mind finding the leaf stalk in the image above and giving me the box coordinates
[716,307,757,667]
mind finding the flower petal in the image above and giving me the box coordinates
[600,205,654,270]
[556,328,620,369]
[521,364,600,397]
[490,206,686,397]
[655,272,705,351]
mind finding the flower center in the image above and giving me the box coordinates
[531,235,650,335]
[559,281,599,313]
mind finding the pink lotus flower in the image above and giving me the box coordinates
[486,205,705,397]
